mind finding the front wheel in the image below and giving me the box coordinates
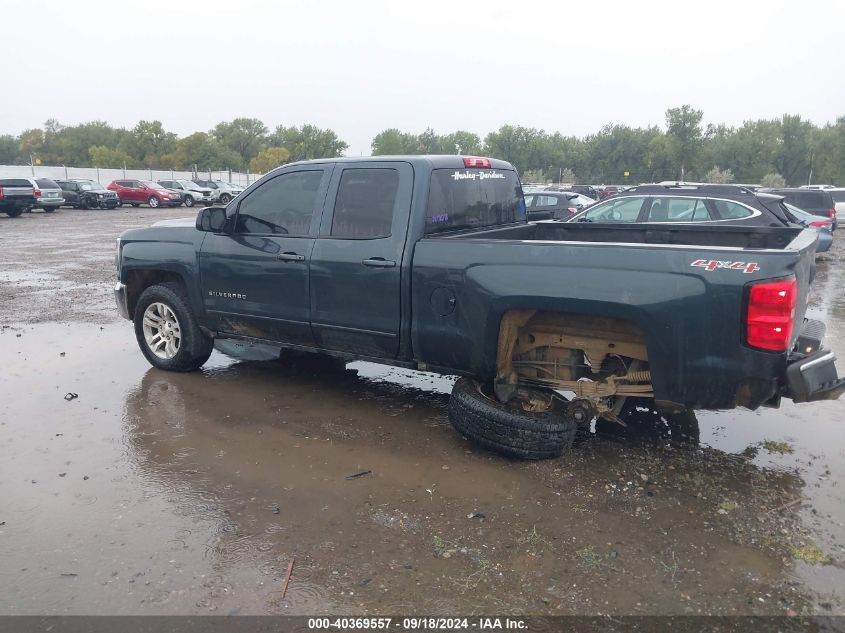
[448,378,577,460]
[134,282,213,372]
[183,195,195,207]
[148,196,160,208]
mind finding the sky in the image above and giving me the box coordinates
[1,0,844,157]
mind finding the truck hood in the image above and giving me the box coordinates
[152,217,196,228]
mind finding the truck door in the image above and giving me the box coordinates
[309,162,413,358]
[198,166,332,346]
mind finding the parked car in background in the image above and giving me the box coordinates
[800,184,835,190]
[0,177,37,217]
[157,180,214,207]
[762,188,837,230]
[28,178,65,212]
[191,179,243,204]
[598,185,623,199]
[568,184,794,227]
[781,202,833,253]
[524,191,594,220]
[828,188,845,221]
[107,180,182,208]
[56,179,120,209]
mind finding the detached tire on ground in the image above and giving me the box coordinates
[448,378,577,460]
[134,282,213,372]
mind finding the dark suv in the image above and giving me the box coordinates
[762,188,837,231]
[56,179,120,209]
[569,184,794,227]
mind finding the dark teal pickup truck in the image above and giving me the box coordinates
[114,156,844,459]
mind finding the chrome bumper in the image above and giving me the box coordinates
[114,282,130,320]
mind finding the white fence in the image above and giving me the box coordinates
[0,164,263,187]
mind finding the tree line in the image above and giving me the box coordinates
[1,107,843,186]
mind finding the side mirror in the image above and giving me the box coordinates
[196,206,228,233]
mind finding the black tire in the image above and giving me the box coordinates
[4,208,23,218]
[79,197,89,210]
[44,207,55,213]
[148,196,161,208]
[219,193,232,204]
[183,195,195,207]
[133,282,213,372]
[448,378,577,460]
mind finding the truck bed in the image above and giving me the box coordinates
[411,221,818,411]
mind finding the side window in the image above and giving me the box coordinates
[581,197,644,223]
[523,195,535,207]
[647,197,712,222]
[235,170,323,235]
[711,200,753,220]
[535,195,559,207]
[330,168,399,238]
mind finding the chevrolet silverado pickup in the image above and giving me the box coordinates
[114,156,844,459]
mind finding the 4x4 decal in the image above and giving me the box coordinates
[691,259,760,274]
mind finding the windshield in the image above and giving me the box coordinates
[425,168,524,234]
[142,181,168,190]
[778,190,829,211]
[79,182,105,191]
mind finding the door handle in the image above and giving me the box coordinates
[362,257,396,268]
[277,252,305,262]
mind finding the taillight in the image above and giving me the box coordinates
[463,156,491,168]
[746,278,797,352]
[33,189,42,198]
[829,208,836,219]
[810,220,831,228]
[0,186,4,200]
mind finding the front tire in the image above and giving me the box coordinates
[184,195,195,207]
[148,196,161,208]
[448,378,577,460]
[134,282,213,372]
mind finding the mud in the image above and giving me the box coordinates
[0,207,844,615]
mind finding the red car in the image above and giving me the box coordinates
[107,179,183,208]
[599,185,623,199]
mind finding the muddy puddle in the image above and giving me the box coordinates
[0,210,843,616]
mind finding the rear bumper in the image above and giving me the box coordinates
[115,282,131,320]
[785,350,845,402]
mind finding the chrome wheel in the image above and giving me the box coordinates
[148,196,160,208]
[142,302,181,359]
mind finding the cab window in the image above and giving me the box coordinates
[578,196,644,223]
[330,168,399,238]
[235,170,323,235]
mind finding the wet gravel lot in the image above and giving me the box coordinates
[1,207,844,616]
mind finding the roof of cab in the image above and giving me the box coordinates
[280,155,515,171]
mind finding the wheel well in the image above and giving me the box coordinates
[125,270,186,317]
[495,309,652,405]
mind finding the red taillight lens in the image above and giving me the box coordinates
[829,208,836,219]
[462,156,491,168]
[33,189,41,198]
[746,278,797,352]
[0,186,4,200]
[810,220,831,228]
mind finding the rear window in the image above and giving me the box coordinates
[0,179,32,187]
[831,190,845,203]
[425,168,524,234]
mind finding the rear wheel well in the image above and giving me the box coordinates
[126,270,187,318]
[494,309,653,414]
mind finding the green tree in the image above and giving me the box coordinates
[665,105,703,180]
[89,145,138,168]
[250,146,291,173]
[441,130,482,154]
[0,135,19,163]
[704,166,734,183]
[371,128,419,155]
[760,172,786,188]
[268,124,347,160]
[483,125,545,173]
[125,120,177,168]
[774,114,813,185]
[212,118,268,169]
[161,132,241,170]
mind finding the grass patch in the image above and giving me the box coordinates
[762,440,794,455]
[792,543,832,565]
